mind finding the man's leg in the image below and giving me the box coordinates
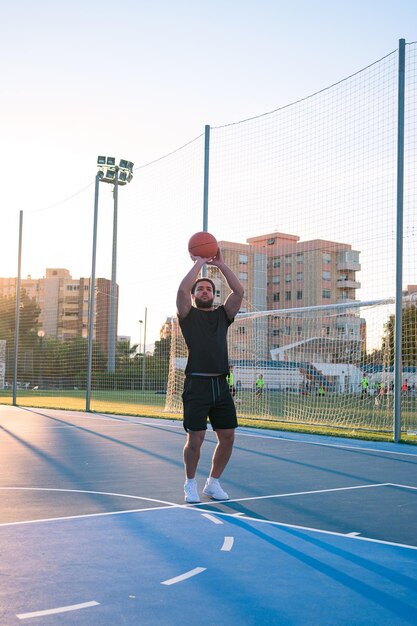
[183,430,205,479]
[209,428,235,479]
[202,429,235,501]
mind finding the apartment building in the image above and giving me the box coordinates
[0,269,117,353]
[207,232,361,362]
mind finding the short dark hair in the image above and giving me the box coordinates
[191,278,216,295]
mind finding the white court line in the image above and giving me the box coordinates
[16,600,99,620]
[161,567,206,585]
[221,536,234,551]
[187,507,417,552]
[387,482,417,491]
[194,482,391,505]
[236,429,417,457]
[2,484,416,551]
[201,513,224,525]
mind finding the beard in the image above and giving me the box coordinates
[194,296,214,309]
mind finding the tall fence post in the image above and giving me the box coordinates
[393,38,406,442]
[12,211,23,406]
[202,124,210,277]
[86,174,100,412]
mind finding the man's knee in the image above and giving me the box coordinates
[185,430,206,451]
[216,429,235,446]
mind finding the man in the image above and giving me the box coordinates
[176,247,244,504]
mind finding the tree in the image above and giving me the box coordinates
[0,290,40,347]
[0,290,41,379]
[381,307,417,366]
[153,336,171,362]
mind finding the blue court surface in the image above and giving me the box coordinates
[0,405,416,625]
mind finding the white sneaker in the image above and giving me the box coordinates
[203,479,229,501]
[184,480,200,504]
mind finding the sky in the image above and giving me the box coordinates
[1,0,416,348]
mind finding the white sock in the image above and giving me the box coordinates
[207,476,219,485]
[185,477,196,485]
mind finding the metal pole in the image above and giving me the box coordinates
[393,38,406,442]
[202,124,210,277]
[12,211,23,406]
[86,174,100,411]
[108,171,119,373]
[141,307,147,392]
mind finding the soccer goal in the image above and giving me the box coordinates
[165,298,417,434]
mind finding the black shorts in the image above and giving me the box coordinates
[182,375,238,432]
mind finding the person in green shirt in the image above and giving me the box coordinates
[226,365,236,397]
[255,374,265,397]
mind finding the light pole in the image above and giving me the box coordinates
[141,307,147,392]
[37,330,45,388]
[138,319,143,356]
[95,156,134,374]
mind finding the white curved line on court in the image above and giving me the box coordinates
[221,536,234,551]
[0,486,182,527]
[201,513,223,525]
[161,567,206,585]
[16,600,99,620]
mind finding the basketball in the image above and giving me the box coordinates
[188,231,218,259]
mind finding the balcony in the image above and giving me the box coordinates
[337,279,361,289]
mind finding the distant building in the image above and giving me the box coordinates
[206,231,362,362]
[0,268,117,353]
[160,317,175,340]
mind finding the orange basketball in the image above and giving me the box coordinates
[188,231,218,258]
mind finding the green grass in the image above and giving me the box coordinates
[1,389,416,444]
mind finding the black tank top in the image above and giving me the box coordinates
[179,305,233,375]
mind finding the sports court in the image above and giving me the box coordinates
[1,404,416,625]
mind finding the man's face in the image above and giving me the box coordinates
[193,281,214,309]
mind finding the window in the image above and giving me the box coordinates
[238,326,246,334]
[296,253,304,264]
[285,274,291,283]
[322,289,331,299]
[239,254,248,264]
[272,257,280,268]
[297,290,303,300]
[272,275,280,284]
[271,329,280,336]
[285,291,291,301]
[238,272,248,280]
[323,253,331,264]
[273,293,280,302]
[323,271,331,281]
[285,255,292,265]
[296,272,303,282]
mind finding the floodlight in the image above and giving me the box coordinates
[128,161,134,171]
[106,157,116,166]
[119,171,127,182]
[106,169,115,179]
[119,159,128,169]
[97,156,106,165]
[127,172,133,182]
